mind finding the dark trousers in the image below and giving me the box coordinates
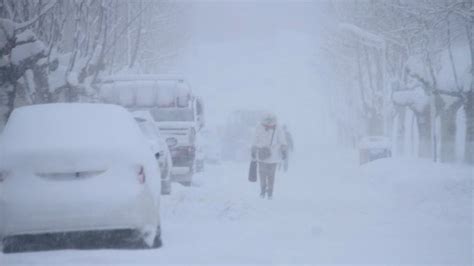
[258,162,277,197]
[283,155,289,172]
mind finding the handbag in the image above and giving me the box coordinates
[257,128,275,160]
[248,161,258,182]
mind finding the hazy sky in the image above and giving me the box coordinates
[189,1,322,42]
[179,1,335,146]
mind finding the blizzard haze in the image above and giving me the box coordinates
[0,0,473,265]
[181,1,336,149]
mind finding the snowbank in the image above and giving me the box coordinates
[357,158,472,221]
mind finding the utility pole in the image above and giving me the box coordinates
[127,0,132,67]
[430,89,438,162]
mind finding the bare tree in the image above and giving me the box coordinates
[326,0,473,164]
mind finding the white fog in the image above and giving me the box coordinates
[0,0,472,265]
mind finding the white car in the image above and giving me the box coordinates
[132,111,173,195]
[0,103,162,252]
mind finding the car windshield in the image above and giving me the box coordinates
[152,108,194,122]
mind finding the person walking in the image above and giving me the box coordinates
[251,113,287,199]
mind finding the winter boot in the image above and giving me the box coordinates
[267,191,273,200]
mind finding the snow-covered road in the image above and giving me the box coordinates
[1,153,472,265]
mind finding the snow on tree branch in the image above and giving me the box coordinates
[14,0,57,32]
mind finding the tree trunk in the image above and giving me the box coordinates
[4,83,16,121]
[465,2,474,164]
[32,62,51,103]
[129,0,143,69]
[440,101,463,163]
[465,90,474,164]
[394,107,406,155]
[416,107,432,158]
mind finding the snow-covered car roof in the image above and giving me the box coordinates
[1,103,144,154]
[359,136,391,149]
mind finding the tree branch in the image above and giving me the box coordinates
[14,0,57,32]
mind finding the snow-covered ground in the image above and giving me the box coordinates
[1,151,472,265]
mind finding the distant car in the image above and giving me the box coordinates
[359,136,392,164]
[0,103,162,252]
[132,111,173,195]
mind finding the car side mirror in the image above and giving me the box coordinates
[166,137,178,148]
[155,152,161,159]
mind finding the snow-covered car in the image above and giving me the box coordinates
[358,136,392,164]
[0,103,162,252]
[132,111,173,195]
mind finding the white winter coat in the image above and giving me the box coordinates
[252,124,287,163]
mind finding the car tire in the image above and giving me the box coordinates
[133,225,162,249]
[147,226,162,249]
[2,238,14,253]
[151,231,162,248]
[161,180,171,195]
[1,235,30,253]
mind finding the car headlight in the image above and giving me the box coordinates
[166,137,178,147]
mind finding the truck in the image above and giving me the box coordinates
[98,74,204,186]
